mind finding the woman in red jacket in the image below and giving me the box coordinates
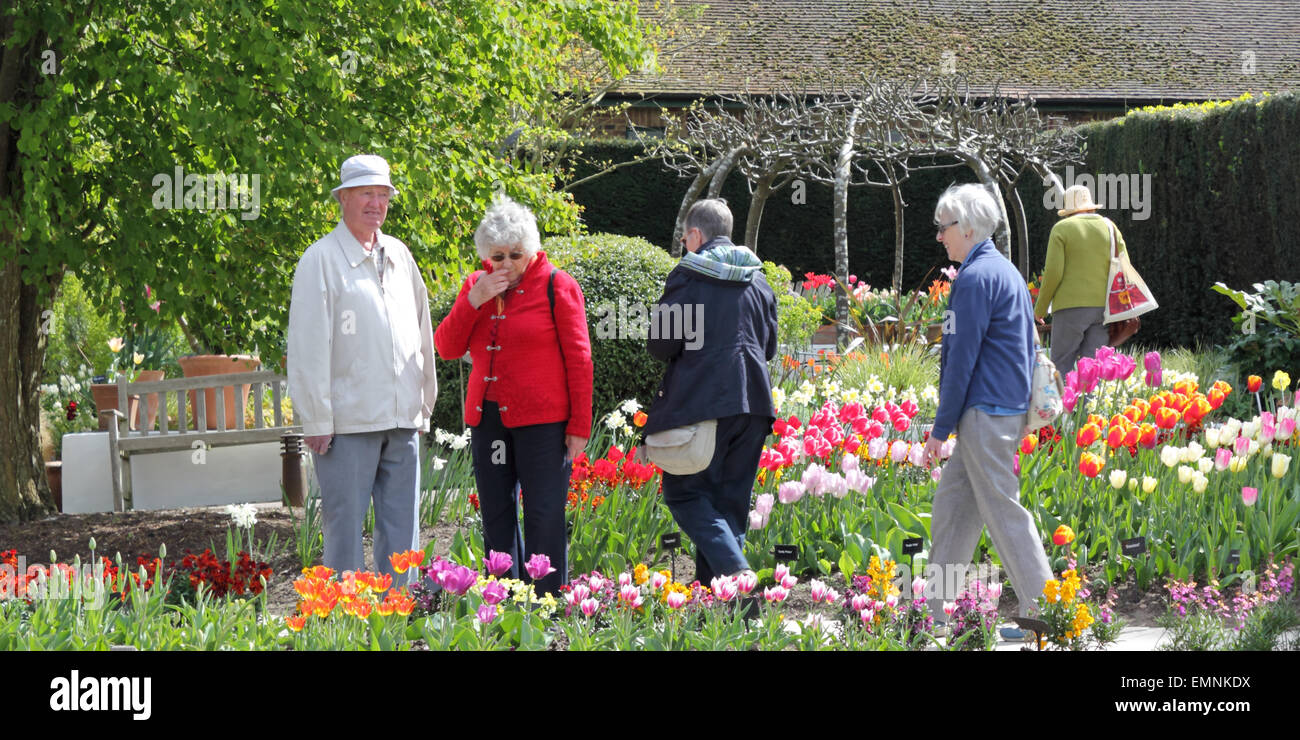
[434,197,592,595]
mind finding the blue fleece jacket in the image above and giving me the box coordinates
[931,239,1035,440]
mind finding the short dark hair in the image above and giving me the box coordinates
[684,198,733,242]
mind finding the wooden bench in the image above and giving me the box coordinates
[100,371,301,512]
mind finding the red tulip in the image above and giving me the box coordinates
[1247,375,1263,393]
[1154,407,1180,430]
[1075,423,1101,447]
[1020,434,1038,455]
[1078,452,1105,478]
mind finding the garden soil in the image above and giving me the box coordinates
[0,503,1168,629]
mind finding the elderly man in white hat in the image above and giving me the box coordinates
[1032,183,1130,374]
[287,154,438,583]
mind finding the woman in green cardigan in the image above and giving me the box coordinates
[1033,185,1127,375]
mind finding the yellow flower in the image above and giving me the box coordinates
[633,563,648,585]
[132,352,145,366]
[1273,453,1292,479]
[1142,476,1157,493]
[107,337,125,353]
[1273,370,1291,392]
[1072,603,1094,634]
[1042,579,1060,603]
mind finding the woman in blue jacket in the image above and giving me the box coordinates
[921,184,1053,640]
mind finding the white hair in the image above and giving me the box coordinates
[473,195,540,259]
[934,184,1001,244]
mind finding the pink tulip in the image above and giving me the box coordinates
[1242,486,1258,506]
[802,463,827,497]
[480,580,509,606]
[774,563,790,582]
[711,576,738,602]
[867,437,888,460]
[780,572,798,589]
[476,603,497,624]
[823,587,841,606]
[1145,369,1162,388]
[859,607,875,624]
[912,577,926,597]
[778,481,805,504]
[1215,447,1232,472]
[866,420,885,440]
[872,406,890,424]
[890,440,909,463]
[942,601,956,617]
[748,510,769,530]
[824,472,848,498]
[1260,414,1276,444]
[988,581,1003,599]
[1279,417,1296,441]
[1013,453,1021,476]
[1063,387,1079,412]
[619,584,643,608]
[940,438,956,458]
[441,565,478,596]
[893,416,910,433]
[650,571,668,590]
[483,550,513,577]
[1115,354,1137,381]
[1076,357,1100,392]
[1144,351,1161,374]
[885,594,899,609]
[851,593,870,611]
[1234,435,1250,456]
[806,580,826,603]
[845,469,874,493]
[579,597,600,617]
[618,572,633,587]
[736,571,758,595]
[754,493,775,516]
[907,443,927,467]
[666,591,688,609]
[1100,358,1120,381]
[763,585,789,603]
[524,553,556,581]
[931,466,944,482]
[841,453,860,473]
[588,573,605,592]
[900,399,920,418]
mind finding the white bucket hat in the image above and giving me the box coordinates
[331,154,398,201]
[1057,184,1101,217]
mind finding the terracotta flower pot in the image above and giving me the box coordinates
[45,461,62,512]
[178,354,261,430]
[812,324,837,345]
[91,383,139,431]
[134,369,166,430]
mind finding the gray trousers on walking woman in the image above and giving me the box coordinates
[1049,305,1107,377]
[926,408,1052,620]
[312,427,421,585]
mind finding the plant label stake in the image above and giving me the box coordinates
[902,537,923,597]
[1228,549,1240,570]
[1012,616,1051,651]
[1120,536,1146,556]
[660,532,681,583]
[774,544,799,563]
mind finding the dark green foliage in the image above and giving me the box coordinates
[567,93,1300,349]
[544,233,678,422]
[427,233,676,433]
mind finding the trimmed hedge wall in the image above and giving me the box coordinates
[565,93,1300,348]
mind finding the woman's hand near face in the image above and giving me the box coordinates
[467,270,511,309]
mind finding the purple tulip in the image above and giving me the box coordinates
[524,553,556,581]
[1145,369,1162,388]
[483,550,513,577]
[1144,351,1162,374]
[1115,354,1137,381]
[441,564,479,596]
[480,580,508,606]
[476,603,497,624]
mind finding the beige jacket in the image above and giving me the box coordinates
[288,222,438,436]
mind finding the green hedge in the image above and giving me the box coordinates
[566,93,1300,348]
[428,232,676,433]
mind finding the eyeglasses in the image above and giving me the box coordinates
[935,220,958,234]
[488,251,527,263]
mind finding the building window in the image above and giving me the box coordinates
[626,125,666,140]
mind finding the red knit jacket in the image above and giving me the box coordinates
[434,252,593,438]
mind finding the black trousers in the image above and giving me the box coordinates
[470,401,569,595]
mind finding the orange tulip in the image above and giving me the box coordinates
[1154,407,1181,430]
[304,565,334,580]
[633,410,648,427]
[1183,397,1212,426]
[285,614,307,631]
[1173,379,1199,396]
[1052,524,1077,546]
[1247,375,1263,393]
[1169,392,1190,413]
[1106,424,1128,449]
[376,600,395,617]
[1020,434,1038,454]
[1075,423,1102,447]
[1138,423,1158,449]
[1148,395,1166,413]
[1122,424,1140,448]
[1087,414,1106,429]
[1078,452,1105,478]
[389,552,411,574]
[1211,380,1232,396]
[1122,405,1144,424]
[1132,398,1151,418]
[1207,387,1226,410]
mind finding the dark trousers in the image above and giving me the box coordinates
[661,413,770,585]
[470,401,569,595]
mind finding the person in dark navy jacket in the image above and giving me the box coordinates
[645,198,777,586]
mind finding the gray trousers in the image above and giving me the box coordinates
[1049,306,1107,376]
[312,428,420,585]
[927,408,1052,620]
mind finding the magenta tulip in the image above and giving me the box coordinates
[579,597,600,617]
[711,576,739,602]
[483,550,513,577]
[441,564,478,596]
[524,553,556,581]
[479,580,509,606]
[476,603,497,624]
[736,571,758,595]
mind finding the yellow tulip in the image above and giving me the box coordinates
[107,337,125,353]
[133,352,145,366]
[1273,453,1292,479]
[1273,370,1292,392]
[1142,476,1157,493]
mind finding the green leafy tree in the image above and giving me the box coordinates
[0,0,653,522]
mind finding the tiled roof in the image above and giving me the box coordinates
[616,0,1300,101]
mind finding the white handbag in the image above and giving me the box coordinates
[1102,218,1158,323]
[643,420,717,475]
[1024,343,1064,433]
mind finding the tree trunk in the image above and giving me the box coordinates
[889,174,905,293]
[744,168,778,251]
[955,150,1012,259]
[833,111,859,346]
[673,170,711,258]
[1005,178,1030,278]
[0,260,57,524]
